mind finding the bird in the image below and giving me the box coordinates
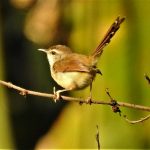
[38,16,125,102]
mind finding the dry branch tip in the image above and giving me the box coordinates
[96,125,100,150]
[123,114,150,124]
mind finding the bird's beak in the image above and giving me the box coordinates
[38,48,47,53]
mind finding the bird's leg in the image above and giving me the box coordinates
[86,81,93,104]
[53,87,69,102]
[86,68,102,104]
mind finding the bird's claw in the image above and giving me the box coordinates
[86,96,92,105]
[53,87,61,102]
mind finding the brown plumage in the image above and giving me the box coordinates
[38,16,125,101]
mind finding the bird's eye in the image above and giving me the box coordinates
[51,51,56,55]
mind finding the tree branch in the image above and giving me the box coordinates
[0,80,150,112]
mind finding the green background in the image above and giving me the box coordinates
[0,0,150,149]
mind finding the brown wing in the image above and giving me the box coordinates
[53,53,92,73]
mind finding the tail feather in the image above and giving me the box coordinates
[92,16,125,58]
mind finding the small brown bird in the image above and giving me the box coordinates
[38,16,125,101]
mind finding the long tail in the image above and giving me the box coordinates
[91,16,125,58]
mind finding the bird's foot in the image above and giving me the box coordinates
[86,96,92,105]
[53,87,61,102]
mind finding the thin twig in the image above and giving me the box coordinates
[123,114,150,124]
[0,80,150,112]
[96,125,100,150]
[105,88,121,115]
[105,88,113,100]
[105,88,150,124]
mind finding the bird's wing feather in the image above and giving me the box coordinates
[53,54,92,73]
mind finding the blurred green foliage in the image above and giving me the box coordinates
[0,12,14,148]
[1,0,150,149]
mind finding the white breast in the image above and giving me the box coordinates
[51,70,92,90]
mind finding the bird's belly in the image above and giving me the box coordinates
[52,72,93,90]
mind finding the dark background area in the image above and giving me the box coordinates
[1,1,68,149]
